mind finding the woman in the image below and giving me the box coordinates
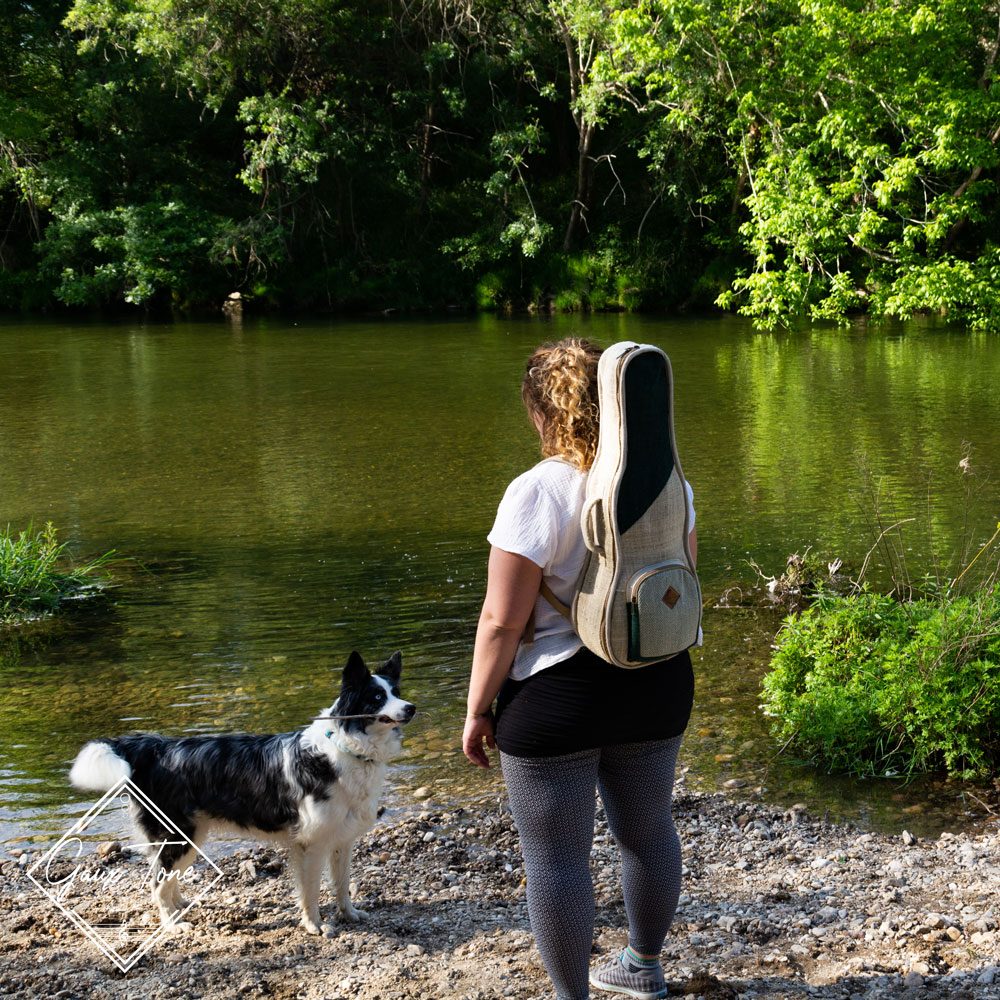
[462,337,696,1000]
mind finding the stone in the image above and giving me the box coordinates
[413,787,432,800]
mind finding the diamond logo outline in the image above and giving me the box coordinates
[26,777,226,972]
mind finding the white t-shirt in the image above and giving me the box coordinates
[487,457,696,681]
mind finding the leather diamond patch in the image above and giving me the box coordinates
[662,585,680,609]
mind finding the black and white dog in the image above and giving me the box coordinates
[69,651,415,934]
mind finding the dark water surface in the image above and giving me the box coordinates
[2,314,999,843]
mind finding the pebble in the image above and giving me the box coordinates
[2,789,998,999]
[412,787,432,800]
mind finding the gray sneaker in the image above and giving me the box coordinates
[589,953,670,999]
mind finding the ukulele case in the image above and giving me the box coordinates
[571,341,702,667]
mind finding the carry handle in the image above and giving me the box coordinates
[581,496,605,555]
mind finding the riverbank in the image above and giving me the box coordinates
[2,782,998,1000]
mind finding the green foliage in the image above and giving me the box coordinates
[549,248,647,311]
[0,0,997,317]
[763,589,1000,778]
[0,523,115,623]
[717,0,1000,328]
[38,201,235,306]
[474,272,508,311]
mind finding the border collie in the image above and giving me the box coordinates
[69,650,415,935]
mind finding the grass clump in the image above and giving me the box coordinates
[0,522,115,624]
[762,587,1000,779]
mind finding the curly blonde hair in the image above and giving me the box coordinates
[521,338,603,471]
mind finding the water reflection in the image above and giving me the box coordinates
[1,315,998,843]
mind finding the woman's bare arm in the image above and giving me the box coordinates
[463,546,541,768]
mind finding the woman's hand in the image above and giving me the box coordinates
[462,711,497,769]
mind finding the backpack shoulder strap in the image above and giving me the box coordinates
[539,580,572,621]
[521,581,571,646]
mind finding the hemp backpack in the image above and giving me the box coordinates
[542,341,702,667]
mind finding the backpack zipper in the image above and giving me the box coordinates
[627,559,696,604]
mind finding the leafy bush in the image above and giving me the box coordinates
[37,201,234,308]
[762,589,1000,778]
[0,523,114,623]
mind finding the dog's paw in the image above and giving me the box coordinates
[164,920,194,935]
[337,904,368,923]
[300,916,324,936]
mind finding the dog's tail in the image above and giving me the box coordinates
[70,740,132,791]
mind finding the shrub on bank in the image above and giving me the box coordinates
[0,523,114,624]
[762,588,1000,778]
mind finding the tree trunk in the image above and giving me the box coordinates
[419,99,435,215]
[558,22,596,252]
[563,121,594,250]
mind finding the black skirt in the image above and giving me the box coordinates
[494,645,694,758]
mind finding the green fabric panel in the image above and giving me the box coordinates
[628,602,639,661]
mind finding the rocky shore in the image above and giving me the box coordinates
[2,787,999,1000]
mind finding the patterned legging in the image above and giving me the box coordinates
[500,737,684,1000]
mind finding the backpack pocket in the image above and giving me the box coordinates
[626,561,701,662]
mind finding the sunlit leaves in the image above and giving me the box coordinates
[584,0,1000,327]
[726,0,1000,327]
[39,201,232,305]
[237,95,348,195]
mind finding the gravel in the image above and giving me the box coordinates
[1,787,999,999]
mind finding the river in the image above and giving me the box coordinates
[2,313,998,844]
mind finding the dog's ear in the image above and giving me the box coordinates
[342,650,370,688]
[379,651,402,684]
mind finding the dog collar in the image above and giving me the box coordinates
[326,731,379,764]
